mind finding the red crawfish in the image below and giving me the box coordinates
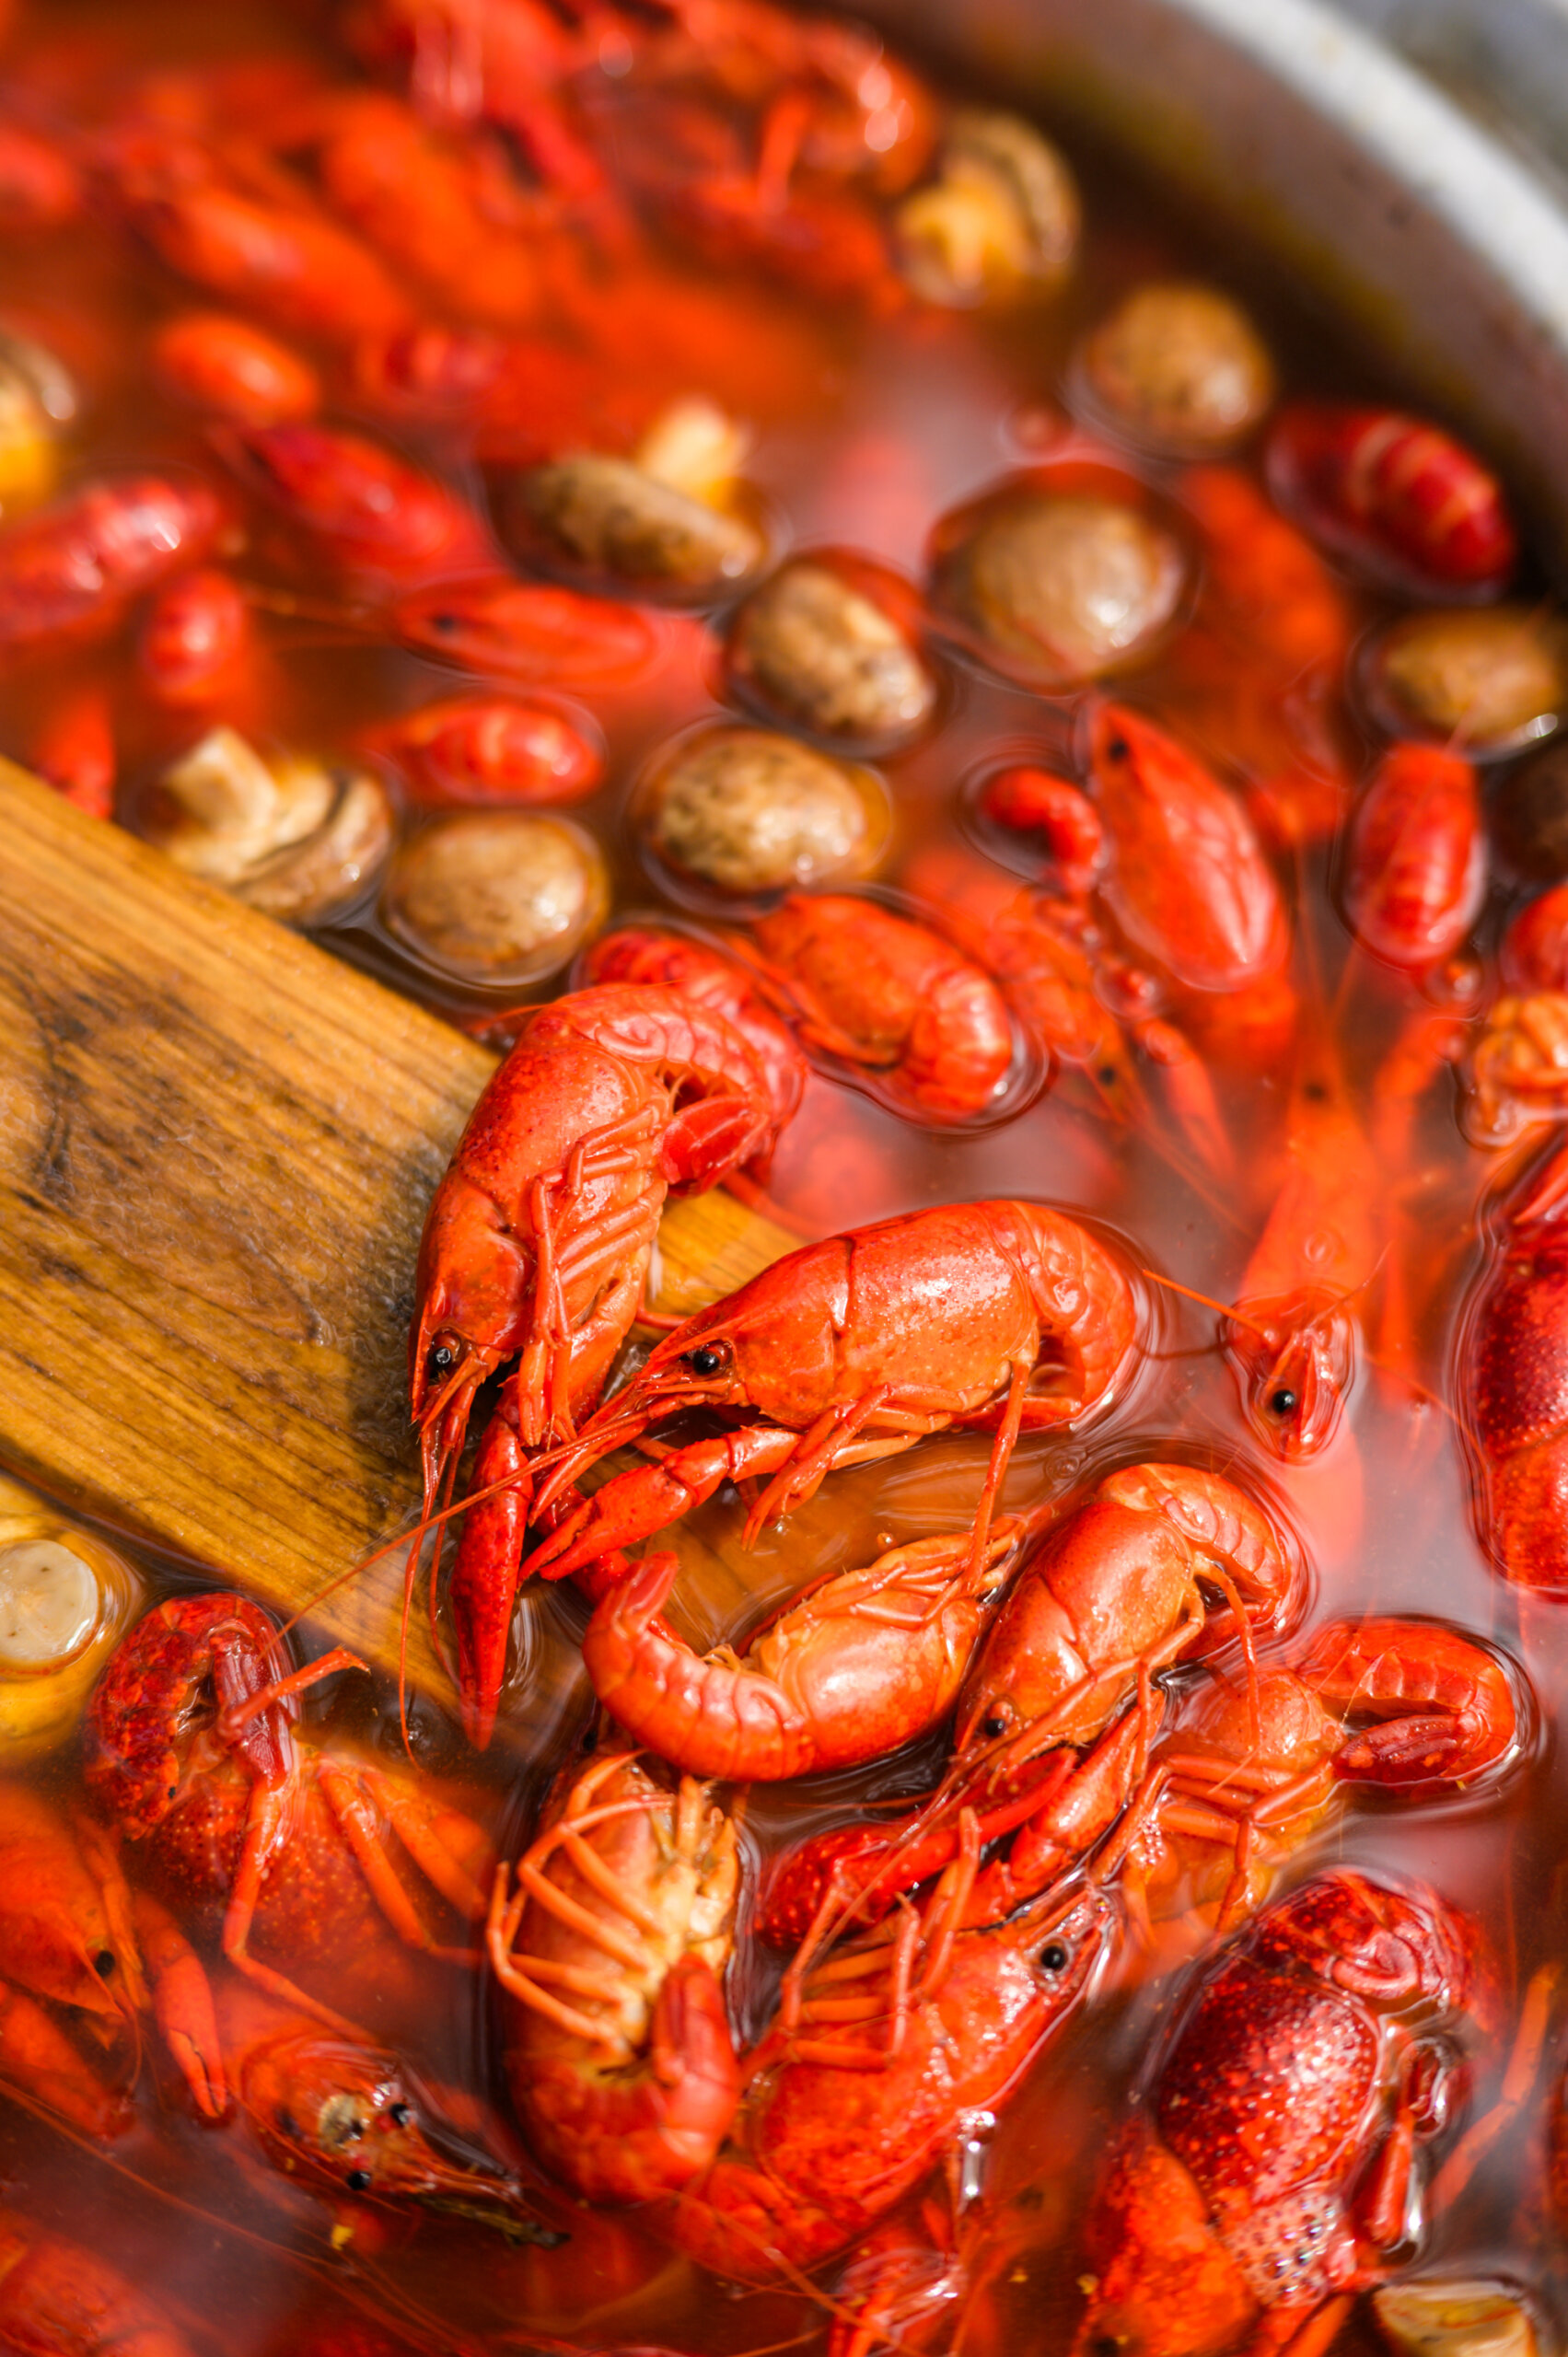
[29,685,115,819]
[667,1877,1109,2282]
[415,984,784,1747]
[1223,1024,1382,1464]
[919,815,1245,1172]
[211,1978,561,2244]
[149,310,320,424]
[578,925,807,1148]
[733,890,1019,1121]
[1463,1134,1568,1591]
[0,2210,197,2357]
[487,1747,741,2203]
[590,901,1016,1125]
[283,90,547,333]
[1083,700,1290,993]
[393,575,663,687]
[756,1463,1297,1946]
[1072,1869,1477,2357]
[1099,1616,1521,1935]
[213,421,493,598]
[0,1782,223,2135]
[524,1199,1141,1594]
[578,1519,1030,1782]
[1168,464,1353,849]
[365,693,603,808]
[902,840,1139,1119]
[102,129,413,347]
[83,1595,494,2024]
[1342,743,1485,972]
[135,566,256,710]
[0,473,222,652]
[1502,884,1568,993]
[1267,401,1518,597]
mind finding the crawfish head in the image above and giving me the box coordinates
[1225,1289,1355,1460]
[239,2027,564,2246]
[82,1593,299,1838]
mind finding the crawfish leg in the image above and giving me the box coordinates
[314,1762,481,1962]
[130,1890,226,2121]
[221,1782,362,2038]
[352,1762,494,1922]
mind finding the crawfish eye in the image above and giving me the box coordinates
[1104,734,1130,762]
[1269,1387,1298,1416]
[93,1950,116,1978]
[684,1341,728,1378]
[1040,1943,1070,1972]
[344,2168,373,2193]
[428,1339,459,1378]
[426,610,459,634]
[981,1712,1012,1742]
[388,2102,412,2127]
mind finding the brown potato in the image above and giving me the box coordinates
[1079,280,1275,452]
[146,726,392,923]
[935,490,1187,683]
[1366,605,1568,754]
[642,726,883,897]
[508,455,761,597]
[726,562,936,746]
[897,109,1079,306]
[381,810,607,981]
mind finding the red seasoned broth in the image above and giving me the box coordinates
[0,0,1562,2351]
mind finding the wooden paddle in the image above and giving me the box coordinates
[0,758,797,1725]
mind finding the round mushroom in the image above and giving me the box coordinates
[934,488,1187,685]
[1493,742,1568,878]
[381,809,608,982]
[726,561,936,747]
[0,1487,141,1761]
[1077,280,1275,453]
[145,725,393,923]
[1365,606,1568,756]
[896,110,1079,305]
[505,453,761,599]
[640,726,885,898]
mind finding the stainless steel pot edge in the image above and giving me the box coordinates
[882,0,1568,568]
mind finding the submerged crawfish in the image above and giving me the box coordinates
[1099,1616,1521,1934]
[669,1875,1109,2282]
[210,1977,560,2244]
[758,1463,1297,1950]
[1073,1869,1477,2356]
[526,1199,1140,1591]
[412,982,785,1745]
[84,1595,494,2024]
[0,1786,222,2135]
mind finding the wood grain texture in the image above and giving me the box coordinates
[0,759,796,1715]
